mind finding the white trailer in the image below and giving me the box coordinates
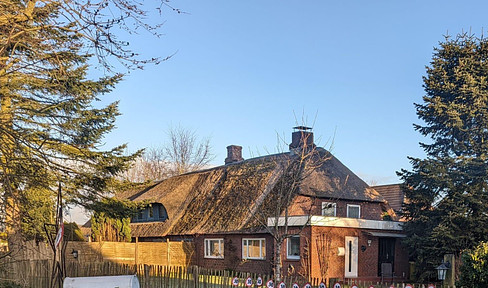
[63,275,140,288]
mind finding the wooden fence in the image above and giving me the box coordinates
[0,260,455,288]
[13,240,194,265]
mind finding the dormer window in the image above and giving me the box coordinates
[158,204,167,220]
[347,204,361,219]
[132,203,168,223]
[321,202,336,216]
[137,211,144,221]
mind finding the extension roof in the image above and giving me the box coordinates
[121,148,387,238]
[371,184,404,214]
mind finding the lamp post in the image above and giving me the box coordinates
[436,262,450,287]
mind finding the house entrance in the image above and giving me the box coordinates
[344,236,358,278]
[378,237,395,277]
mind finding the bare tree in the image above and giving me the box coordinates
[121,126,214,182]
[120,148,169,182]
[163,125,214,176]
[239,127,331,282]
[267,132,330,282]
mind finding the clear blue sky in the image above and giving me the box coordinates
[99,0,488,185]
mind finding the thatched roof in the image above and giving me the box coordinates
[123,149,387,238]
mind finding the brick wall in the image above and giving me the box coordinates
[194,233,274,274]
[287,195,387,220]
[307,226,409,282]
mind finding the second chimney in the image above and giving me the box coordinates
[225,145,244,165]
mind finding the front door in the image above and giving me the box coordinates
[345,236,358,278]
[378,237,395,276]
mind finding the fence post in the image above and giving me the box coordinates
[168,240,171,266]
[135,237,139,266]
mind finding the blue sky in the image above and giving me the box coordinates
[99,0,488,185]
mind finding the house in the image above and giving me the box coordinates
[119,127,409,282]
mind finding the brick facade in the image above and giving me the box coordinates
[194,233,274,274]
[287,196,387,221]
[192,224,409,283]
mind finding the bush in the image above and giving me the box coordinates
[457,242,488,287]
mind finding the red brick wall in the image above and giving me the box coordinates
[192,226,409,283]
[194,233,274,274]
[287,196,387,220]
[305,226,409,282]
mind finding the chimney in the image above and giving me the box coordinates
[289,126,315,151]
[225,145,244,165]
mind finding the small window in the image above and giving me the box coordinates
[242,238,266,260]
[287,236,300,260]
[204,239,224,259]
[347,204,361,218]
[321,202,336,216]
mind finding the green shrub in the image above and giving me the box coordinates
[457,242,488,287]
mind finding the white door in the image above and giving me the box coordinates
[345,236,358,278]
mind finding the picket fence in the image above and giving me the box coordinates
[0,260,454,288]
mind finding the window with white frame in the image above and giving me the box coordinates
[242,238,266,260]
[204,239,224,259]
[287,236,300,260]
[347,204,361,218]
[321,202,337,216]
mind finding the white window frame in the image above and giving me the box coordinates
[321,202,337,216]
[242,238,266,260]
[286,236,300,260]
[347,204,361,218]
[204,239,224,259]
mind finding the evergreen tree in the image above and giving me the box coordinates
[0,0,167,243]
[398,33,488,280]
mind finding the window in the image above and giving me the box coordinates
[242,238,266,260]
[321,202,336,216]
[136,210,144,221]
[287,236,300,260]
[347,204,361,218]
[148,205,154,220]
[158,204,167,220]
[204,239,224,259]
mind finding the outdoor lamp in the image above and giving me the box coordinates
[71,249,79,259]
[436,261,450,280]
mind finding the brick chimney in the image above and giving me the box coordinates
[289,126,315,151]
[225,145,244,165]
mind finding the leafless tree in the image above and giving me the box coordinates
[121,125,214,182]
[120,148,169,182]
[239,127,331,282]
[163,125,214,176]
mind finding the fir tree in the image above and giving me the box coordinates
[0,0,168,243]
[398,33,488,280]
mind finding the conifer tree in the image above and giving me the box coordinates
[398,33,488,280]
[0,0,168,242]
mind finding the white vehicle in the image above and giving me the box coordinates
[63,275,140,288]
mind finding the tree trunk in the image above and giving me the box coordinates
[275,240,283,282]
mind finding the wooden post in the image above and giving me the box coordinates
[135,237,139,265]
[167,239,171,266]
